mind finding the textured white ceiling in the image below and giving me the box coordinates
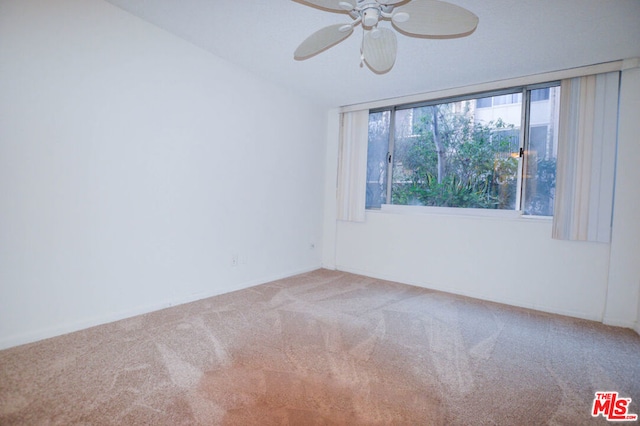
[104,0,640,107]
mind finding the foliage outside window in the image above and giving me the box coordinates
[366,84,561,216]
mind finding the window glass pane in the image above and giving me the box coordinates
[365,110,390,209]
[531,87,550,102]
[365,84,559,215]
[391,97,520,209]
[493,93,522,105]
[476,97,492,108]
[523,86,560,216]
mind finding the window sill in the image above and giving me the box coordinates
[368,204,553,222]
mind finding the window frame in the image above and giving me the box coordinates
[367,81,561,217]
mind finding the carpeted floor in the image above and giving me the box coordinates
[0,269,639,425]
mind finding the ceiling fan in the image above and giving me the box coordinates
[294,0,479,74]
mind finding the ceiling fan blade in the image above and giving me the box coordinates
[297,0,357,12]
[363,28,397,74]
[294,24,354,60]
[376,0,407,4]
[392,0,478,38]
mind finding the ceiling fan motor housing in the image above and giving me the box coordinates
[362,6,381,27]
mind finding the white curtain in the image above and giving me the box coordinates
[337,109,369,222]
[553,71,620,243]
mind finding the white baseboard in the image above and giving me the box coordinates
[0,265,321,351]
[602,316,638,330]
[335,265,605,324]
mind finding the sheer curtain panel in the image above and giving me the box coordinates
[337,110,369,222]
[553,72,620,243]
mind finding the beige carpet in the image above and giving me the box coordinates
[1,269,639,425]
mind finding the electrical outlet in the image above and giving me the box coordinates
[231,253,239,267]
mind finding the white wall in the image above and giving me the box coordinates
[0,0,327,349]
[321,109,341,270]
[325,67,640,328]
[604,66,640,331]
[334,213,611,321]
